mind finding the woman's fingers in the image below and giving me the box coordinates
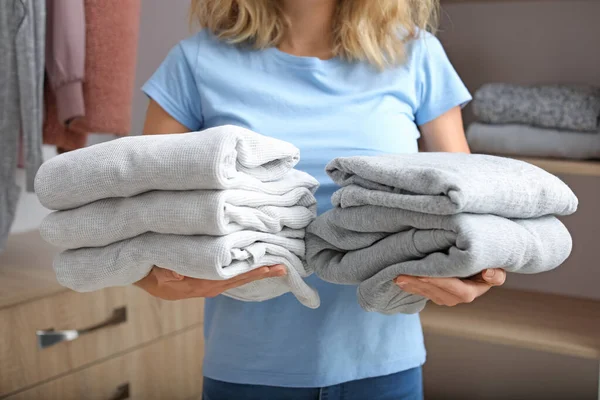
[396,276,463,306]
[197,265,287,298]
[471,268,507,286]
[416,276,482,303]
[222,265,286,286]
[219,265,287,290]
[153,266,186,283]
[396,275,496,306]
[135,265,288,301]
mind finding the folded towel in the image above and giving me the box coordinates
[54,229,320,308]
[472,83,600,132]
[35,125,315,210]
[328,153,578,218]
[467,123,600,161]
[40,187,317,248]
[306,206,573,315]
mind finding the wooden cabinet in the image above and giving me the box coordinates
[0,232,205,399]
[0,286,205,395]
[5,326,205,400]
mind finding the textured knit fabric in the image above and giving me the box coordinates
[54,229,320,308]
[0,0,45,252]
[0,0,20,251]
[43,0,140,151]
[467,123,600,160]
[306,206,573,314]
[41,187,317,248]
[141,28,472,388]
[328,153,578,218]
[35,125,316,210]
[472,83,600,132]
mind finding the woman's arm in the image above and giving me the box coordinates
[134,100,287,301]
[418,106,470,153]
[143,99,191,135]
[396,107,506,307]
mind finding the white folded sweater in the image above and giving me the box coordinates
[35,125,313,210]
[35,125,322,308]
[54,229,320,309]
[41,186,317,248]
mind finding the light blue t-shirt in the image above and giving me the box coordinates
[142,29,471,388]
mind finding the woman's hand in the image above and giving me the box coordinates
[135,265,287,301]
[395,269,506,307]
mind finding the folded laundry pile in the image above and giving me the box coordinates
[36,125,321,308]
[306,152,578,315]
[467,123,600,160]
[468,83,600,160]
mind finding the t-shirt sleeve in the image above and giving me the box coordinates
[142,42,203,130]
[414,33,472,126]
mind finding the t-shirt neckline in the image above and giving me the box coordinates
[265,46,344,69]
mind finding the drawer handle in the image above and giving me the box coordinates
[109,383,130,400]
[36,307,127,349]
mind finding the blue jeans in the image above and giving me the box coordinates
[202,367,423,400]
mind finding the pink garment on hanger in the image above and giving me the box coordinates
[43,0,140,151]
[46,0,86,126]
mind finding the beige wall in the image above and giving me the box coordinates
[131,0,192,136]
[438,0,600,301]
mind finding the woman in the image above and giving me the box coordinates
[137,0,506,398]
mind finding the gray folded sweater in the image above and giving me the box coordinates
[328,152,578,218]
[35,125,315,211]
[467,123,600,161]
[307,153,578,314]
[306,206,572,314]
[41,187,317,248]
[472,83,600,132]
[54,229,320,309]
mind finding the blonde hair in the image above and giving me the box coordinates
[190,0,439,69]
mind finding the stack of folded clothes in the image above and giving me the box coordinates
[467,83,600,160]
[306,152,578,315]
[35,125,321,308]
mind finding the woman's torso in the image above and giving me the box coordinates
[141,29,469,387]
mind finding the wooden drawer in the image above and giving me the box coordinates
[0,287,204,396]
[5,325,205,400]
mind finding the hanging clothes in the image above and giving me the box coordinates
[0,0,46,252]
[45,0,86,127]
[43,0,141,151]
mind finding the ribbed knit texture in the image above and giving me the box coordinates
[37,126,320,307]
[56,229,319,309]
[35,125,311,210]
[41,187,317,248]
